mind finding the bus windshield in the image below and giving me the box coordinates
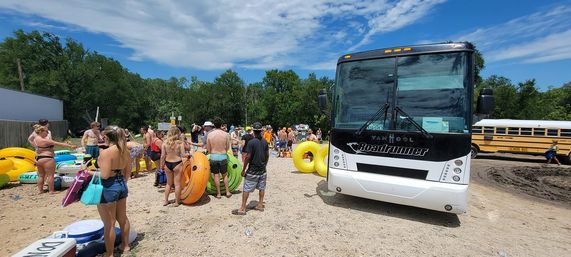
[334,52,470,134]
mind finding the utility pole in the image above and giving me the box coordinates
[16,58,24,91]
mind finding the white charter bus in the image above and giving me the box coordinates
[318,42,493,213]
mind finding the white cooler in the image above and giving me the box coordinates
[12,238,76,257]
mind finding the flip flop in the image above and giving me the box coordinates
[254,207,265,212]
[215,195,222,199]
[225,193,232,198]
[232,209,246,215]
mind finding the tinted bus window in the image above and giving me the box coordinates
[561,129,571,137]
[547,129,558,136]
[521,128,532,135]
[534,128,545,136]
[496,127,507,134]
[472,126,482,134]
[484,127,494,134]
[508,128,519,135]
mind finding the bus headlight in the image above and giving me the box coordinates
[334,155,339,160]
[454,160,463,166]
[334,149,340,154]
[453,168,462,174]
[334,162,339,167]
[452,175,460,182]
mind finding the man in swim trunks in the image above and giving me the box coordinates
[206,117,231,199]
[233,121,268,215]
[28,119,52,147]
[277,127,287,157]
[231,127,241,158]
[241,126,254,163]
[287,127,296,152]
[82,122,103,159]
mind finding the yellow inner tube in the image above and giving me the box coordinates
[315,145,329,177]
[292,141,321,173]
[0,147,36,165]
[0,158,14,174]
[6,158,36,181]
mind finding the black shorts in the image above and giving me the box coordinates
[150,151,161,161]
[287,140,293,147]
[210,159,228,174]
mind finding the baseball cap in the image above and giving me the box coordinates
[38,119,49,126]
[252,122,263,131]
[203,121,214,127]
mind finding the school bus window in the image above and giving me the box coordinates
[533,128,545,136]
[508,128,519,135]
[561,129,571,137]
[521,128,532,135]
[484,127,494,134]
[496,127,507,134]
[547,129,558,136]
[472,126,482,134]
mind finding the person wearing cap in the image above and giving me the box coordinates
[82,122,103,159]
[190,123,201,150]
[205,117,232,199]
[241,126,254,163]
[28,119,52,147]
[545,141,561,165]
[232,121,269,215]
[192,121,214,149]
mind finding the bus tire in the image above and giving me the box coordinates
[557,154,571,165]
[470,145,479,159]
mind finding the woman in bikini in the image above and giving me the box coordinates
[160,127,187,206]
[32,125,76,194]
[88,126,131,256]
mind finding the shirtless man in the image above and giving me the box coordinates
[287,128,296,152]
[278,127,288,157]
[231,127,241,158]
[82,122,103,159]
[140,125,154,172]
[206,117,231,199]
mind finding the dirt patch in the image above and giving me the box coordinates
[485,166,571,203]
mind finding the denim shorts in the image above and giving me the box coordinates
[100,176,128,204]
[243,173,267,193]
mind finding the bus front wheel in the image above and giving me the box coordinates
[470,145,479,159]
[557,154,571,165]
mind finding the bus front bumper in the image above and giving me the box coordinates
[327,167,468,214]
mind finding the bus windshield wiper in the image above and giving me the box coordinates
[355,102,390,136]
[394,106,433,139]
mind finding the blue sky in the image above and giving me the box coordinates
[0,0,570,90]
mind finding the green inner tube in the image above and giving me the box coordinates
[0,174,9,188]
[205,153,243,195]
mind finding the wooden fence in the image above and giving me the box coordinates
[0,119,68,148]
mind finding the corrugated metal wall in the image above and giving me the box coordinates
[0,87,63,121]
[0,120,68,148]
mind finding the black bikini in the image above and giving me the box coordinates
[35,155,54,161]
[164,160,182,171]
[35,144,55,161]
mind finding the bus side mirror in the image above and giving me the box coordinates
[477,88,494,114]
[318,89,328,111]
[317,88,331,120]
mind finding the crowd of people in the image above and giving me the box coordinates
[26,117,326,257]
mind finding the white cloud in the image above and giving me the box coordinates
[0,0,444,70]
[455,5,571,64]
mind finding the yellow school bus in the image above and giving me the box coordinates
[471,119,571,164]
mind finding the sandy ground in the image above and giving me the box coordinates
[1,152,570,257]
